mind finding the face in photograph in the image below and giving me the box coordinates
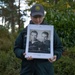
[30,31,38,42]
[41,31,49,42]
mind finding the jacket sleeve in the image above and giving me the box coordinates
[14,32,25,59]
[54,29,63,60]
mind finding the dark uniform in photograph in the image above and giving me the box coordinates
[40,39,50,53]
[29,39,41,53]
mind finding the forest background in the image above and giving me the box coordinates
[0,0,75,75]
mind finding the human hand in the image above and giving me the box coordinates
[23,53,33,60]
[26,56,33,60]
[48,55,57,63]
[23,53,26,56]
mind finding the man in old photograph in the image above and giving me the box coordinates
[40,31,50,53]
[28,30,41,53]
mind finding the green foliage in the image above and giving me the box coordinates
[54,56,75,75]
[0,50,21,75]
[54,47,75,75]
[0,28,13,52]
[45,7,75,47]
[0,28,21,75]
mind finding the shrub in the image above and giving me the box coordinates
[0,27,14,52]
[54,46,75,75]
[0,50,21,75]
[54,56,75,75]
[45,3,75,48]
[0,27,21,75]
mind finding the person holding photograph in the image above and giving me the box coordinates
[14,4,63,75]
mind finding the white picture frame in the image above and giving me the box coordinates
[25,24,54,59]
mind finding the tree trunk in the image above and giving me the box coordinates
[11,0,15,33]
[18,0,20,30]
[54,0,58,4]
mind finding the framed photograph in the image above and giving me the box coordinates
[25,24,54,59]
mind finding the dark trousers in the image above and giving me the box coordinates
[20,60,54,75]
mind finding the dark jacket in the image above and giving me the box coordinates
[14,20,63,75]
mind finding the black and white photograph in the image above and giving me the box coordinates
[28,30,51,53]
[25,24,54,59]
